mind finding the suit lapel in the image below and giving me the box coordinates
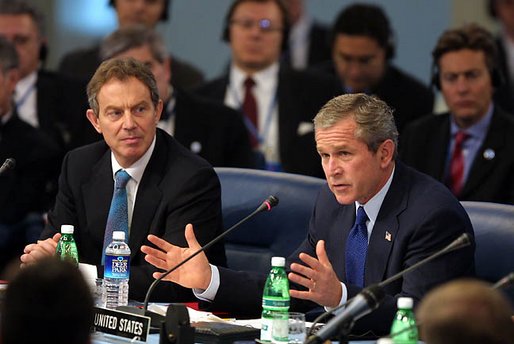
[365,163,408,285]
[461,109,505,198]
[82,150,113,247]
[429,115,451,181]
[129,132,166,257]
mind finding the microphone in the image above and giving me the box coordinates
[306,285,385,344]
[0,158,15,175]
[305,233,471,344]
[119,196,279,326]
[493,272,514,290]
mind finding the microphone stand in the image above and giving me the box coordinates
[305,233,471,344]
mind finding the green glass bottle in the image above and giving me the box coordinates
[55,224,79,266]
[390,297,418,344]
[261,256,290,343]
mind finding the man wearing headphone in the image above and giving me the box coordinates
[195,0,339,178]
[315,4,434,134]
[400,23,514,204]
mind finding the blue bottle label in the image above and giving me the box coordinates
[104,255,130,279]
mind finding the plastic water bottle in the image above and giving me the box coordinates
[55,224,79,266]
[104,231,130,309]
[390,297,418,344]
[261,256,290,342]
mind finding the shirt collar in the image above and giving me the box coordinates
[111,134,156,183]
[355,165,395,227]
[230,61,279,90]
[15,71,37,99]
[450,103,494,141]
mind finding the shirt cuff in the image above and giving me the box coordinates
[193,264,219,302]
[324,282,348,314]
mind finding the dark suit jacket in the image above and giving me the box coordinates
[400,106,514,204]
[194,65,340,178]
[207,162,475,336]
[312,62,434,134]
[0,112,62,223]
[173,89,254,168]
[494,37,514,113]
[41,129,226,301]
[36,70,89,150]
[58,45,205,91]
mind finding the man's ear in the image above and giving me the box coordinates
[86,109,102,134]
[378,139,395,167]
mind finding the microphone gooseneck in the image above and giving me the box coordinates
[306,233,471,340]
[0,158,15,175]
[142,195,279,312]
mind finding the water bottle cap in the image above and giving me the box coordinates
[112,231,126,241]
[60,224,74,234]
[397,297,413,309]
[271,257,285,267]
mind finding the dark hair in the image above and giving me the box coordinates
[100,25,167,63]
[222,0,290,50]
[87,57,160,116]
[331,3,395,59]
[1,258,94,344]
[0,36,19,72]
[0,0,47,61]
[431,23,502,89]
[109,0,171,21]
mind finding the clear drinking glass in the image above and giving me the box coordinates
[272,312,306,344]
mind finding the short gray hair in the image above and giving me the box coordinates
[314,93,398,158]
[0,0,45,37]
[100,25,167,63]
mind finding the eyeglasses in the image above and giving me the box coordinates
[230,18,283,33]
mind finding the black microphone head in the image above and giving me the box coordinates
[4,158,15,170]
[266,195,279,208]
[361,284,385,310]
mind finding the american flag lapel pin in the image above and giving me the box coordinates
[385,231,392,242]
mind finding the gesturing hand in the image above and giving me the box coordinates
[288,240,343,308]
[141,223,212,290]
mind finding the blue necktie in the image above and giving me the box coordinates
[102,169,131,264]
[345,206,369,287]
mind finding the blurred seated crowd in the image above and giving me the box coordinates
[0,0,513,342]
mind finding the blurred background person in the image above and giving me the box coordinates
[100,25,254,168]
[400,23,514,204]
[0,36,61,276]
[1,258,94,344]
[0,0,88,151]
[416,279,514,344]
[281,0,331,70]
[313,3,434,134]
[59,0,204,91]
[195,0,339,178]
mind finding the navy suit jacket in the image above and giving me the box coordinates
[172,89,255,168]
[41,129,226,301]
[400,106,514,204]
[195,65,340,178]
[208,162,475,335]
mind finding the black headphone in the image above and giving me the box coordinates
[221,0,290,52]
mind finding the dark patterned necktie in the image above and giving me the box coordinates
[448,131,469,196]
[102,169,131,264]
[242,77,259,148]
[345,206,369,287]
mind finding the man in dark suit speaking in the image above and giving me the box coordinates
[141,94,475,336]
[20,58,226,302]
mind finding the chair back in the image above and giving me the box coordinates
[461,201,514,300]
[215,168,325,274]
